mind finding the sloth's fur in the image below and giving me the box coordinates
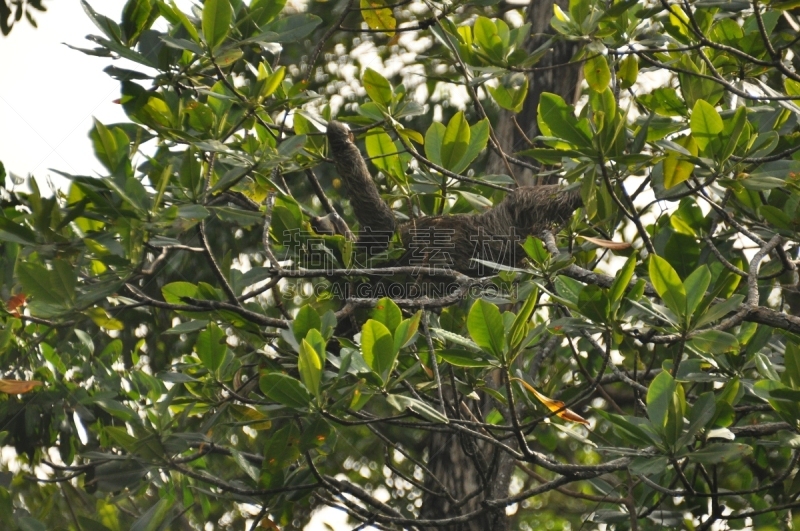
[325,121,582,276]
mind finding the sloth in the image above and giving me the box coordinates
[316,120,583,278]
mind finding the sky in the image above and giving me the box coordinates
[0,0,131,192]
[0,2,361,528]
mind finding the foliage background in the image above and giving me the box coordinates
[1,0,800,529]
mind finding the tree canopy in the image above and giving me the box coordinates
[2,0,800,529]
[0,0,46,35]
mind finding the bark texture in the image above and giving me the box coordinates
[485,0,583,183]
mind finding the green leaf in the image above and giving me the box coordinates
[81,1,123,43]
[365,129,404,180]
[451,118,490,174]
[690,100,723,153]
[554,275,583,305]
[618,55,638,90]
[755,352,780,381]
[196,322,227,374]
[594,409,656,446]
[17,261,74,307]
[90,119,129,172]
[361,319,397,380]
[473,16,503,61]
[130,498,171,531]
[121,0,153,45]
[681,391,716,445]
[664,382,686,447]
[522,236,549,264]
[577,285,610,323]
[92,460,147,492]
[782,342,800,389]
[362,68,392,107]
[292,305,321,343]
[169,0,200,42]
[250,0,287,26]
[299,416,331,450]
[262,423,301,473]
[629,456,669,476]
[259,373,311,409]
[52,258,78,301]
[440,111,470,171]
[431,328,480,351]
[0,217,37,245]
[88,34,155,67]
[230,449,261,481]
[258,14,322,43]
[202,0,232,51]
[40,343,66,375]
[712,17,743,46]
[386,394,448,423]
[687,443,752,464]
[299,339,322,398]
[509,286,538,350]
[164,319,209,335]
[257,64,286,99]
[360,0,396,35]
[517,147,581,164]
[93,397,136,422]
[683,265,711,319]
[467,299,506,358]
[162,281,198,305]
[662,135,698,189]
[424,122,446,167]
[649,255,687,319]
[305,329,327,365]
[140,94,174,128]
[609,254,636,307]
[690,330,740,353]
[277,134,307,157]
[695,294,745,327]
[584,55,611,92]
[679,55,724,108]
[393,312,421,352]
[364,302,395,339]
[437,349,492,368]
[647,371,676,434]
[537,93,592,148]
[487,75,528,113]
[720,105,747,162]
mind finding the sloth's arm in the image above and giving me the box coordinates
[327,121,397,239]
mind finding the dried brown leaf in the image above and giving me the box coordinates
[580,235,631,251]
[0,379,43,394]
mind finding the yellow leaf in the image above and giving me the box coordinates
[663,135,698,189]
[0,379,43,394]
[85,307,124,331]
[515,378,589,425]
[360,0,395,36]
[553,4,569,22]
[230,404,272,430]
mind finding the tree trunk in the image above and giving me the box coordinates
[486,0,583,184]
[419,376,515,530]
[419,6,584,526]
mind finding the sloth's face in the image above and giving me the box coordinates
[327,121,353,145]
